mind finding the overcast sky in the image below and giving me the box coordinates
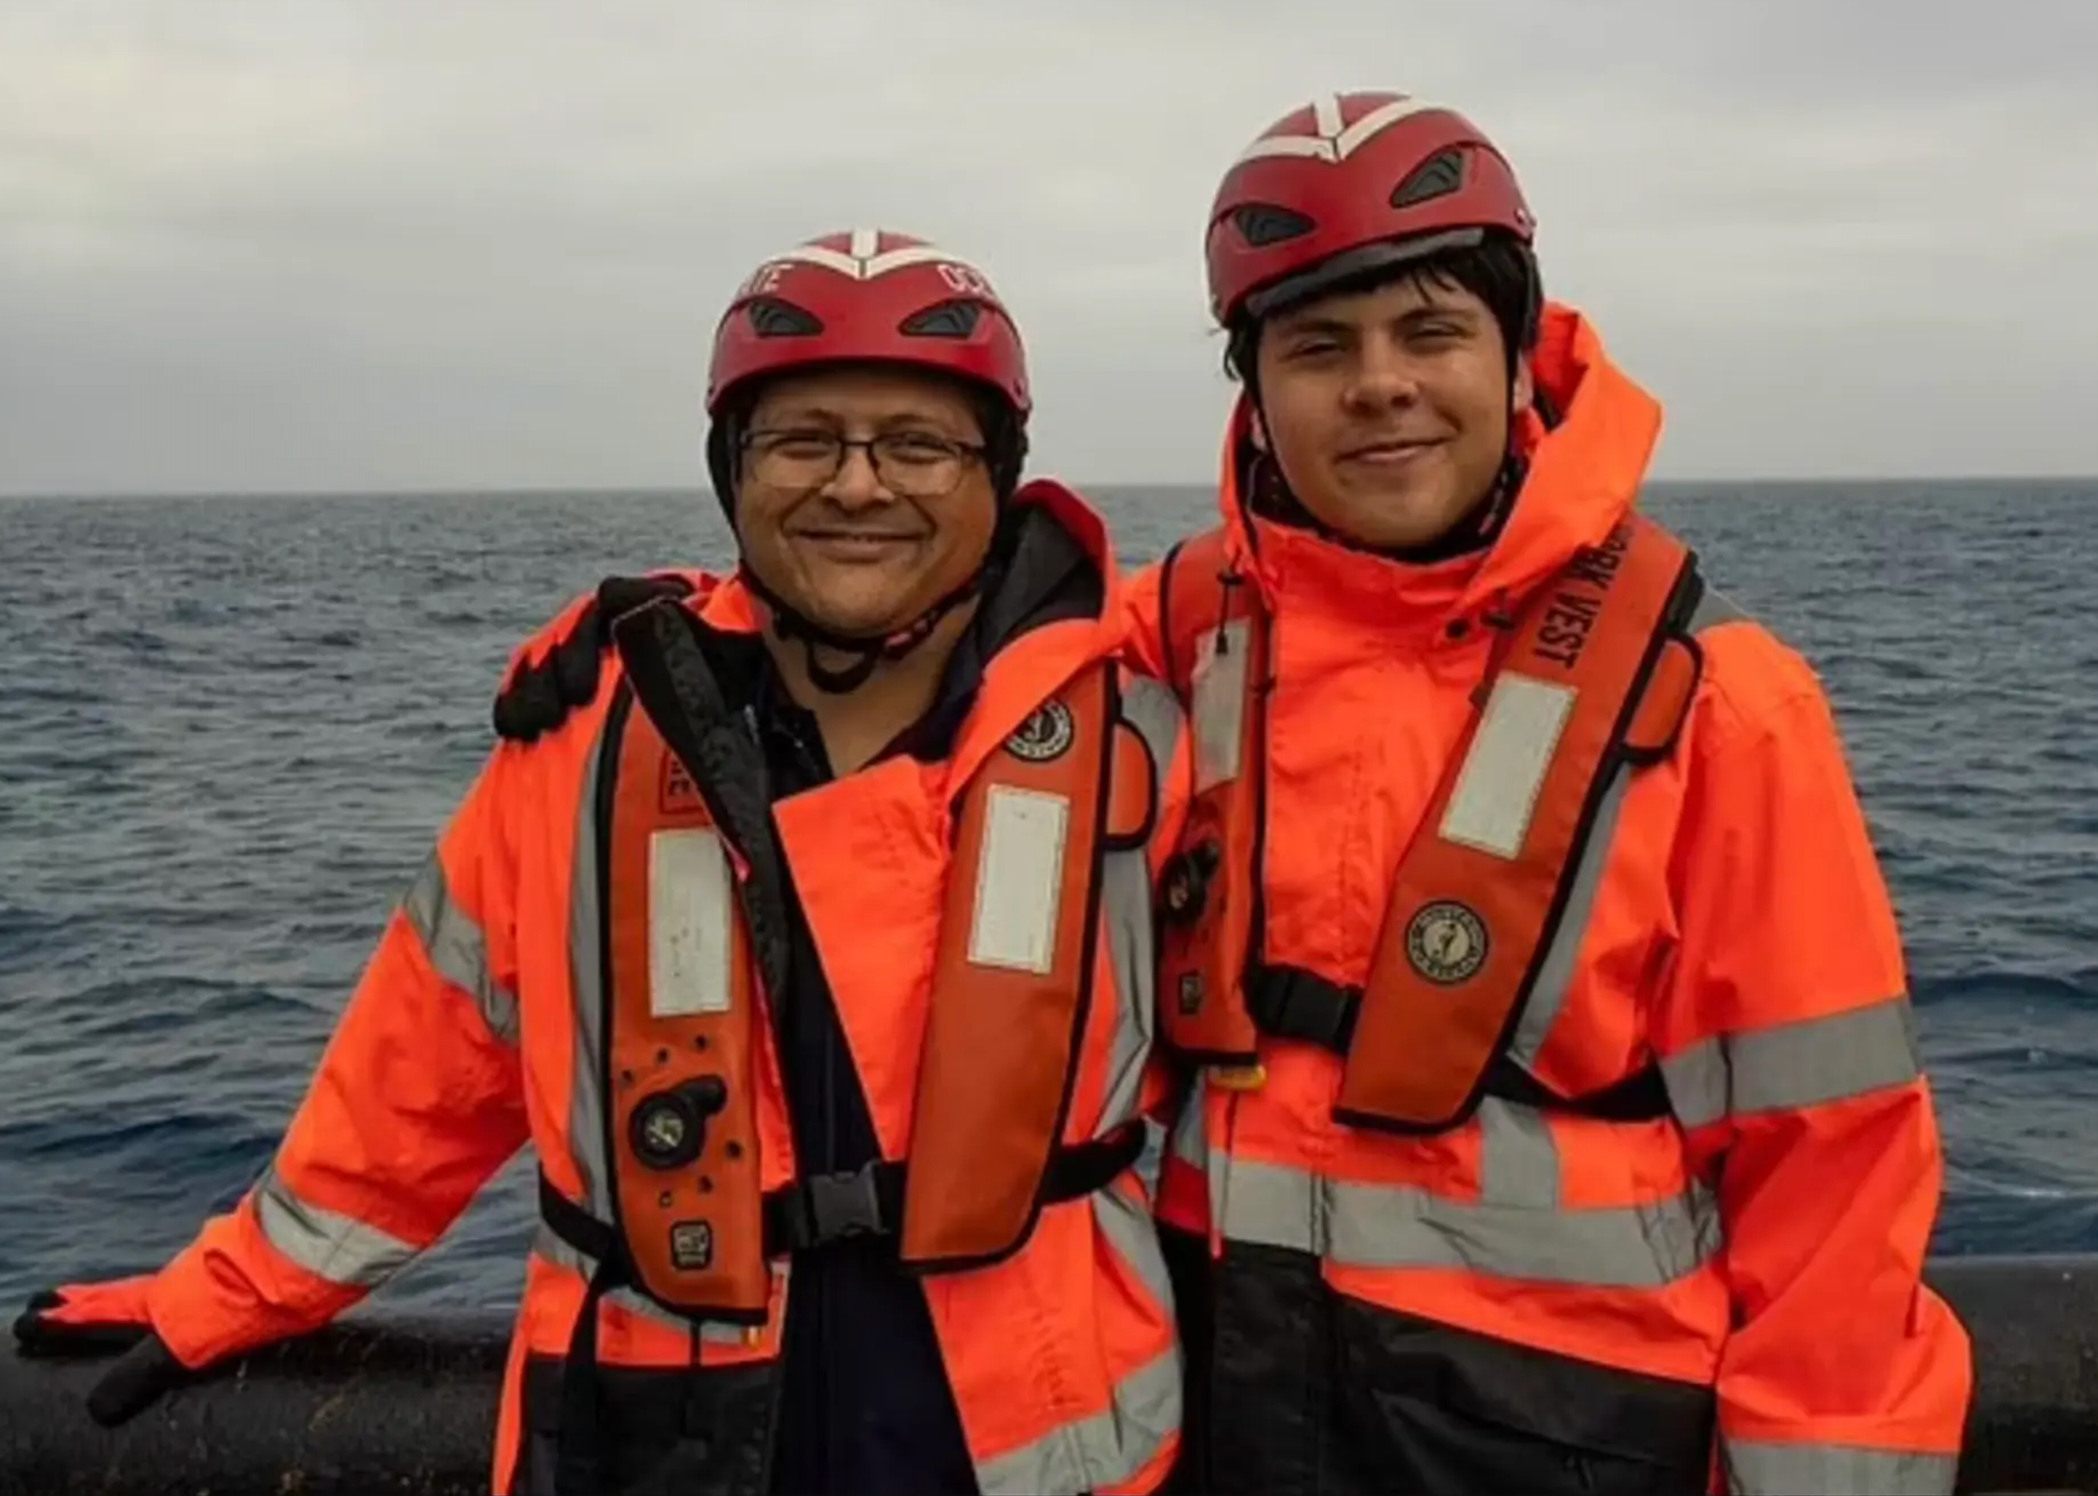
[3,0,2094,496]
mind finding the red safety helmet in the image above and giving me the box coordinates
[706,228,1031,420]
[1205,91,1536,328]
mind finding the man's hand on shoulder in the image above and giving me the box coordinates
[491,573,697,743]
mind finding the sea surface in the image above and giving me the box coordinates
[2,480,2094,1317]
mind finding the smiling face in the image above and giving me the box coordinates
[1249,268,1533,550]
[731,363,999,639]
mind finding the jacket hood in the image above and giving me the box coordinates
[1214,301,1664,639]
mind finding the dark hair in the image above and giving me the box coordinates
[1223,232,1541,394]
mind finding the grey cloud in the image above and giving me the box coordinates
[2,0,2093,495]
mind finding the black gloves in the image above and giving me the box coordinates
[13,1281,190,1426]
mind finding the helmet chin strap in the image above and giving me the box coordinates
[740,563,986,696]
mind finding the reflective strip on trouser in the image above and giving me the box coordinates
[401,847,520,1046]
[1660,997,1922,1130]
[250,1166,419,1287]
[1723,1438,1958,1496]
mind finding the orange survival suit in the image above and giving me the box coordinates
[1129,304,1973,1495]
[42,483,1193,1496]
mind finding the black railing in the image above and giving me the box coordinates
[3,1253,2093,1494]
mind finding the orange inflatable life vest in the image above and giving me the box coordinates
[1156,510,1705,1134]
[538,592,1150,1325]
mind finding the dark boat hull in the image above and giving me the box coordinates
[3,1254,2093,1494]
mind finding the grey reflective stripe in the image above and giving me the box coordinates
[1475,1097,1559,1209]
[1217,1156,1721,1289]
[973,1344,1181,1496]
[529,1224,760,1346]
[1723,1437,1957,1495]
[1662,997,1922,1131]
[1117,672,1186,796]
[252,1166,418,1287]
[1080,682,1179,1342]
[1097,847,1158,1133]
[1504,766,1632,1069]
[400,848,519,1046]
[1091,1177,1176,1330]
[1689,583,1748,636]
[1099,675,1182,1134]
[567,720,613,1219]
[1189,619,1250,793]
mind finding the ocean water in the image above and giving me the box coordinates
[1,480,2094,1317]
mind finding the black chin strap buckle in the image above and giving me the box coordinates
[801,641,884,694]
[753,565,988,696]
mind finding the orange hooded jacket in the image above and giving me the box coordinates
[1122,303,1972,1495]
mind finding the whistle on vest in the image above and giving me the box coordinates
[1162,844,1266,1088]
[1160,840,1221,926]
[1209,1061,1269,1091]
[1157,829,1266,1077]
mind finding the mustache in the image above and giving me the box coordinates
[782,501,930,540]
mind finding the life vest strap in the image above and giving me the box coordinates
[1244,963,1673,1123]
[534,1171,646,1496]
[535,1117,1151,1299]
[1247,963,1362,1053]
[764,1119,1148,1256]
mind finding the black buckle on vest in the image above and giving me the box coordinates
[1247,964,1360,1053]
[799,1164,888,1243]
[762,1159,908,1255]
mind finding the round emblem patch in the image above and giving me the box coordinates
[1405,900,1489,985]
[1006,699,1075,762]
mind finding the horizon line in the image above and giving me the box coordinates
[6,471,2098,503]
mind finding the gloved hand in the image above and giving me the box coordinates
[492,573,696,744]
[13,1280,190,1427]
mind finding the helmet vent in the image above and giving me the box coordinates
[900,299,981,339]
[747,298,824,337]
[1391,148,1466,208]
[1232,203,1315,247]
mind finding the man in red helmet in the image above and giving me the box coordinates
[15,228,1194,1496]
[1133,93,1974,1495]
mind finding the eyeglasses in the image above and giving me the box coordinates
[740,428,987,498]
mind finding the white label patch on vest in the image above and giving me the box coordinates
[1439,672,1576,860]
[1190,618,1249,794]
[967,785,1069,975]
[648,827,734,1016]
